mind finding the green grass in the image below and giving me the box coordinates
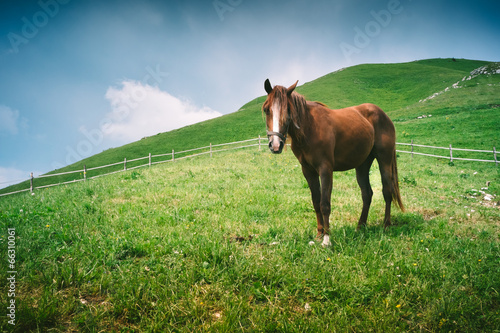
[1,147,499,332]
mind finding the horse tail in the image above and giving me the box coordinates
[391,149,405,212]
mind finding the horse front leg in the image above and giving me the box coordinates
[319,167,333,247]
[301,165,324,241]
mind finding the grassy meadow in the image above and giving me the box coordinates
[1,147,499,332]
[1,58,499,331]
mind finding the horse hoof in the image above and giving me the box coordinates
[356,223,366,231]
[321,235,331,247]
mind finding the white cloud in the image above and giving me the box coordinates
[102,81,222,143]
[0,105,27,135]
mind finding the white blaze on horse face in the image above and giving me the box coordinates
[271,100,281,151]
[272,100,280,133]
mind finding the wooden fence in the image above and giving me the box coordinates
[0,137,497,198]
[396,140,498,164]
[0,138,263,197]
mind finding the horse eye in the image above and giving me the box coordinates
[264,108,270,114]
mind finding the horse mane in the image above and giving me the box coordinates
[313,101,328,107]
[287,91,309,144]
[288,96,330,144]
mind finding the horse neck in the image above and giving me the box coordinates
[287,95,311,144]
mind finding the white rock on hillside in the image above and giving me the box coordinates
[419,62,500,103]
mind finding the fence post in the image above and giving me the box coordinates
[411,139,414,159]
[172,149,175,162]
[494,146,498,166]
[30,172,34,193]
[449,144,453,163]
[84,165,87,181]
[210,143,212,158]
[149,153,152,167]
[124,158,127,171]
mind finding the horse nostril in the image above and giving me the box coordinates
[268,133,285,154]
[269,140,284,154]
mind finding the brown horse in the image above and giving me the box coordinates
[263,79,404,246]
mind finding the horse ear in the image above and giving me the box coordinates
[287,80,299,96]
[264,79,273,94]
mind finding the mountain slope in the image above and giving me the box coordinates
[297,59,489,111]
[51,58,500,167]
[2,58,499,194]
[63,58,494,164]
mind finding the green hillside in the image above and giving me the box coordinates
[297,58,488,111]
[2,58,499,194]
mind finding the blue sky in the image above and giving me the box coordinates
[1,0,499,188]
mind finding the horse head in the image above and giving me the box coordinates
[263,79,298,154]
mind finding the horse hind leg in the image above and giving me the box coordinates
[355,156,375,230]
[377,154,397,228]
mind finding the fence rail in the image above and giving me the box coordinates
[396,140,498,164]
[0,138,497,198]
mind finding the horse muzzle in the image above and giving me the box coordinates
[267,131,286,154]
